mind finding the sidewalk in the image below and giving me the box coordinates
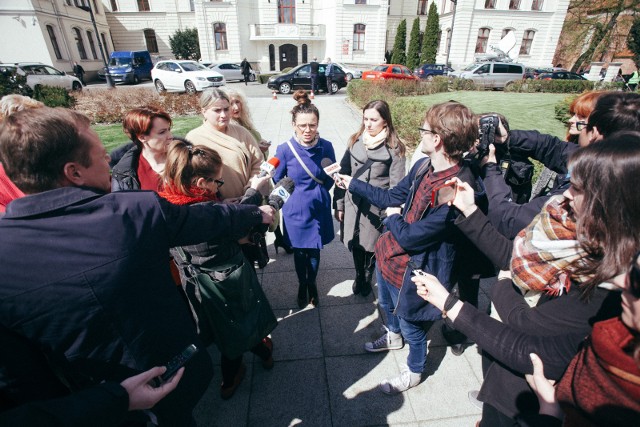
[193,93,485,426]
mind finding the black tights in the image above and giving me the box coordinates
[220,340,271,386]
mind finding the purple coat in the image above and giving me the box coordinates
[273,136,336,249]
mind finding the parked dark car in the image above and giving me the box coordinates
[267,63,348,94]
[536,71,586,81]
[413,63,452,80]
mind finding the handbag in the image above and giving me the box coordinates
[173,248,278,359]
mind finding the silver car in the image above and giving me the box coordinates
[334,62,362,81]
[449,61,525,89]
[208,63,257,82]
[0,62,83,91]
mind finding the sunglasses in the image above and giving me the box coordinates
[628,252,640,298]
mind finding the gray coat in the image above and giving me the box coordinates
[334,138,405,252]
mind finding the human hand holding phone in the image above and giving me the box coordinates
[444,177,477,217]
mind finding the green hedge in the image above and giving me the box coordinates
[0,73,33,98]
[505,79,626,93]
[33,85,76,108]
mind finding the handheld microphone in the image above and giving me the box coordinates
[258,157,280,178]
[321,158,341,178]
[268,177,295,210]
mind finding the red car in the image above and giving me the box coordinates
[362,64,418,81]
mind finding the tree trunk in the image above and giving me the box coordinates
[571,9,622,72]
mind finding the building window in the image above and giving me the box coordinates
[92,0,99,13]
[144,29,159,53]
[86,31,98,59]
[355,0,367,4]
[137,0,150,12]
[73,28,87,60]
[436,30,442,54]
[101,32,110,57]
[353,24,365,51]
[445,28,451,54]
[278,0,295,24]
[417,0,427,15]
[269,44,275,71]
[46,25,62,60]
[501,28,513,39]
[509,0,521,9]
[214,23,227,50]
[110,0,118,11]
[189,0,195,11]
[302,44,308,63]
[484,0,496,8]
[519,30,535,55]
[475,28,490,54]
[531,0,543,10]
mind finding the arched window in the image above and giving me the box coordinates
[484,0,496,9]
[214,23,227,51]
[110,0,118,11]
[531,0,543,10]
[475,28,490,54]
[417,0,428,15]
[269,44,275,71]
[519,30,535,55]
[278,0,295,24]
[302,44,308,63]
[501,28,513,39]
[353,24,366,51]
[73,28,87,60]
[46,25,62,60]
[144,29,158,53]
[509,0,521,9]
[86,30,98,59]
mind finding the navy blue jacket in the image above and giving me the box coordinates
[0,187,263,420]
[349,158,486,322]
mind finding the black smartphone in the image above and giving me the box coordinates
[153,344,199,386]
[411,269,428,277]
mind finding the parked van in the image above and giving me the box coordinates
[449,61,525,89]
[98,51,153,84]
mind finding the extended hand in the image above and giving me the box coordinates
[258,205,276,225]
[249,174,271,196]
[335,210,344,222]
[335,173,351,189]
[480,144,497,167]
[525,353,563,420]
[445,177,477,217]
[122,366,184,411]
[411,272,449,310]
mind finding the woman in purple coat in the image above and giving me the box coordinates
[273,90,336,309]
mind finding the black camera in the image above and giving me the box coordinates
[475,114,501,161]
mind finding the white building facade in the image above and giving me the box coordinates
[0,0,113,78]
[0,0,569,78]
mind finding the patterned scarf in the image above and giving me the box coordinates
[511,195,589,295]
[362,127,388,150]
[158,185,219,206]
[293,132,320,148]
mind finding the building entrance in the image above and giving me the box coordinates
[279,44,298,70]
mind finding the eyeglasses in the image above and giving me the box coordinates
[575,121,588,131]
[418,127,437,137]
[628,251,640,298]
[207,177,224,187]
[296,123,318,131]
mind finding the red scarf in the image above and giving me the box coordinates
[557,317,640,426]
[158,185,219,206]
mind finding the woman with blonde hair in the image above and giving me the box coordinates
[223,87,271,158]
[334,100,406,296]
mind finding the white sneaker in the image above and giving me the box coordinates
[364,327,404,353]
[379,369,421,395]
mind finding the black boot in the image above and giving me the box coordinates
[308,281,319,307]
[360,251,375,297]
[273,226,293,254]
[297,282,308,309]
[351,248,366,295]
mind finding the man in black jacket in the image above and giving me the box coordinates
[0,108,274,425]
[309,56,319,94]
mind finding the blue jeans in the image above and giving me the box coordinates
[293,248,320,284]
[376,268,432,374]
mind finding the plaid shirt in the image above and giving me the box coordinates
[375,163,461,288]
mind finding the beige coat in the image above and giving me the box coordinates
[186,122,263,199]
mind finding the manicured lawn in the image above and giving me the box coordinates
[93,115,203,152]
[412,91,569,139]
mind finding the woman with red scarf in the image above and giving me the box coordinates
[159,137,276,400]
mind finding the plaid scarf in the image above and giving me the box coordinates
[511,196,588,295]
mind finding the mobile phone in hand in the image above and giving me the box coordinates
[411,269,428,277]
[151,344,198,387]
[431,182,457,208]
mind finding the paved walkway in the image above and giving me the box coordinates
[193,92,485,426]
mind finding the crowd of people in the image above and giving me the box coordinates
[0,86,639,427]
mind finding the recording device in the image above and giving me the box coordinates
[321,157,343,187]
[248,177,295,246]
[474,114,501,161]
[151,344,199,387]
[258,157,280,178]
[431,182,457,207]
[411,269,428,277]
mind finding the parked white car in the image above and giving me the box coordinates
[334,62,362,81]
[152,60,226,94]
[208,63,257,82]
[0,62,82,91]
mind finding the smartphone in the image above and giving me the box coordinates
[153,344,199,386]
[431,182,457,207]
[412,269,428,277]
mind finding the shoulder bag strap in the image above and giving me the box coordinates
[286,139,324,185]
[352,157,375,181]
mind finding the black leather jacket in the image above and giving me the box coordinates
[111,145,141,192]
